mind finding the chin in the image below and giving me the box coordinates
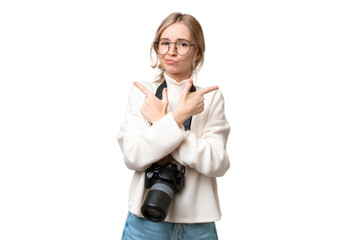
[163,66,180,75]
[165,68,179,74]
[160,62,190,78]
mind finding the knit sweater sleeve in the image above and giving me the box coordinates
[117,84,185,171]
[171,90,231,177]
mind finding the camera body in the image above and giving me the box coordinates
[144,162,185,192]
[141,162,185,222]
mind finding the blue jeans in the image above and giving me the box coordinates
[121,212,218,240]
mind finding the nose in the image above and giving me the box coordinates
[168,43,177,56]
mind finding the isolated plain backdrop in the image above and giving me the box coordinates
[1,0,359,239]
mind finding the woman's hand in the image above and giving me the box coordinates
[172,80,219,128]
[133,81,168,124]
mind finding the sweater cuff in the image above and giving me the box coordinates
[152,112,185,144]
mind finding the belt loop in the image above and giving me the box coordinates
[172,223,183,240]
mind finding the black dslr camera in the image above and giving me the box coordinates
[141,162,185,222]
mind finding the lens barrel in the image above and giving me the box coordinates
[141,181,174,222]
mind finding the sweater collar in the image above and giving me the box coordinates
[153,72,192,86]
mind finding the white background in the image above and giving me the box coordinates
[1,0,359,239]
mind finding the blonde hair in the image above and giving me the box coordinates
[150,12,205,82]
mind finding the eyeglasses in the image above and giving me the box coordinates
[153,40,196,56]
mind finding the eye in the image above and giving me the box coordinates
[177,41,189,47]
[160,41,170,46]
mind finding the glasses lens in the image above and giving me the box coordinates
[155,40,169,55]
[176,40,190,55]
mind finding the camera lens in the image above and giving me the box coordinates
[141,181,174,222]
[141,206,163,222]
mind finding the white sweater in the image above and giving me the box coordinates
[117,73,230,223]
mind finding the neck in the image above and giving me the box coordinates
[165,71,192,83]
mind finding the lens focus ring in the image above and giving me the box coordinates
[151,182,174,199]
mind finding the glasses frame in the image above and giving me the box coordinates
[153,40,196,56]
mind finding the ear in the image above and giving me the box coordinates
[195,52,201,61]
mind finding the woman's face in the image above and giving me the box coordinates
[158,22,198,82]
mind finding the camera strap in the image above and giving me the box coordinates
[155,80,196,131]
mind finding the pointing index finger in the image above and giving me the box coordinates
[133,81,153,96]
[199,86,219,96]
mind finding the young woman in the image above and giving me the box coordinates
[117,12,230,240]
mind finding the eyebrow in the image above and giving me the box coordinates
[160,38,191,42]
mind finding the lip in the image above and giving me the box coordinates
[165,59,177,65]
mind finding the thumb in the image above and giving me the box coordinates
[162,87,168,103]
[182,79,193,95]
